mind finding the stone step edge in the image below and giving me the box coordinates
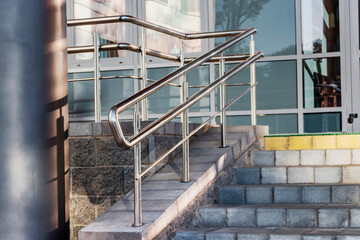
[176,227,360,239]
[251,149,360,167]
[219,184,360,204]
[78,126,267,240]
[200,203,360,209]
[234,166,360,185]
[197,204,360,229]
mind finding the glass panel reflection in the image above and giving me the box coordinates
[304,112,341,133]
[145,0,201,54]
[73,0,126,60]
[147,66,210,114]
[303,57,341,108]
[216,61,297,111]
[215,0,296,56]
[227,114,298,134]
[68,70,136,118]
[100,70,134,115]
[68,72,94,118]
[301,0,339,54]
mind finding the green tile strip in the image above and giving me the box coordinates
[265,132,360,138]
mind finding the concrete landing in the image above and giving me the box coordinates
[78,125,267,240]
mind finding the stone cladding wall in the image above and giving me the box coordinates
[68,121,202,240]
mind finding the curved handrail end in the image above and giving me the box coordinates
[108,108,132,149]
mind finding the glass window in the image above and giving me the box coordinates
[304,112,341,133]
[226,114,298,134]
[73,0,126,60]
[216,60,297,111]
[147,66,210,114]
[301,0,339,54]
[303,57,341,108]
[258,114,298,134]
[68,70,135,118]
[214,0,296,56]
[68,72,94,118]
[100,70,134,115]
[145,0,201,54]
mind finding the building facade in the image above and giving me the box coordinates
[66,0,360,134]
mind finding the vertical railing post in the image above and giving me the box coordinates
[179,40,190,182]
[140,27,148,120]
[219,54,228,147]
[250,34,257,125]
[93,32,101,123]
[133,106,142,226]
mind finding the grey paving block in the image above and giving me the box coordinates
[274,186,301,204]
[315,167,341,184]
[302,186,330,204]
[257,208,286,227]
[251,151,275,166]
[275,150,300,166]
[287,209,318,228]
[350,209,360,228]
[332,186,360,204]
[218,186,245,205]
[288,167,314,184]
[303,236,335,240]
[236,168,260,185]
[337,236,360,240]
[246,186,272,204]
[301,150,325,166]
[206,232,236,240]
[176,229,206,240]
[318,208,349,228]
[343,167,360,183]
[227,207,256,227]
[198,207,226,227]
[237,233,267,240]
[269,234,301,240]
[261,167,287,184]
[326,149,351,166]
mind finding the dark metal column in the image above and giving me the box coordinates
[0,0,68,239]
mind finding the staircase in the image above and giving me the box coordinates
[176,135,360,240]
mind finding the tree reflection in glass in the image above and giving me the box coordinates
[215,0,296,56]
[303,57,341,108]
[301,0,340,54]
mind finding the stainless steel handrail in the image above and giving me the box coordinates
[67,13,263,228]
[67,15,245,39]
[68,43,180,62]
[134,52,263,179]
[108,28,256,148]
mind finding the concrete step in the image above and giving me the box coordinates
[197,204,360,228]
[235,166,360,185]
[264,134,360,151]
[176,227,360,240]
[219,184,360,205]
[251,150,360,168]
[77,125,267,240]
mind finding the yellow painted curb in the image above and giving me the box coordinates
[265,134,360,150]
[265,137,288,150]
[288,136,312,150]
[337,135,360,149]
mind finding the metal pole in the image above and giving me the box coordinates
[250,35,257,125]
[219,55,228,147]
[133,110,142,226]
[140,27,148,120]
[179,40,190,182]
[0,0,69,239]
[94,32,101,123]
